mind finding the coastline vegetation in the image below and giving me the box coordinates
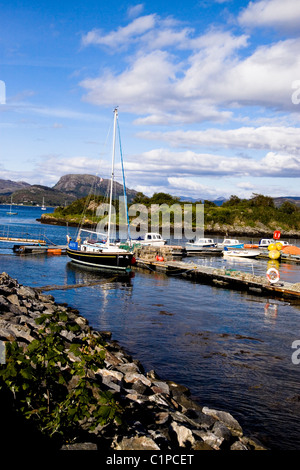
[43,192,300,233]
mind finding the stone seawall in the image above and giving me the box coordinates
[0,272,267,451]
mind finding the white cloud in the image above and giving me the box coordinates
[139,126,300,154]
[80,13,300,125]
[127,4,144,19]
[81,15,156,48]
[239,0,300,31]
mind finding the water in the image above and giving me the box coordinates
[1,205,300,450]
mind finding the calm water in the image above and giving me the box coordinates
[1,205,300,450]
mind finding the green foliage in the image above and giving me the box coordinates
[0,311,122,442]
[52,191,300,231]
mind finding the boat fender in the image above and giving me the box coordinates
[131,256,136,265]
[266,267,280,284]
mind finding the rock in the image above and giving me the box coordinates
[202,407,243,437]
[18,285,37,299]
[113,435,160,450]
[230,440,249,450]
[123,372,151,388]
[170,421,195,447]
[0,320,35,343]
[7,294,20,306]
[194,430,224,450]
[60,442,98,450]
[212,421,232,442]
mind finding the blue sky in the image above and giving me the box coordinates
[1,0,300,200]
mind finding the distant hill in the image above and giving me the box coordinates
[0,174,138,206]
[273,197,300,208]
[0,178,30,195]
[0,185,76,206]
[53,174,138,202]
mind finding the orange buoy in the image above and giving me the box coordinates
[47,248,62,255]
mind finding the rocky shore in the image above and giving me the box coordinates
[0,272,267,451]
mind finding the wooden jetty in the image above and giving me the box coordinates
[134,257,300,301]
[0,236,46,245]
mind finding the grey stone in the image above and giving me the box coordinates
[170,421,195,447]
[202,407,243,436]
[113,435,160,450]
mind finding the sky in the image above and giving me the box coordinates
[1,0,300,200]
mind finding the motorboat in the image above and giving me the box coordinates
[185,237,218,254]
[134,232,166,246]
[223,248,260,258]
[217,238,244,249]
[259,238,289,249]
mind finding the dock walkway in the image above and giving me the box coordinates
[134,258,300,301]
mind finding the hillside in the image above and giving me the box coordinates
[0,178,30,195]
[0,174,138,206]
[40,192,300,237]
[0,185,77,207]
[53,174,138,202]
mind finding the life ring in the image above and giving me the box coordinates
[156,255,164,262]
[266,267,280,284]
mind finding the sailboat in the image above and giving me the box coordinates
[6,196,18,215]
[41,197,46,210]
[66,108,134,271]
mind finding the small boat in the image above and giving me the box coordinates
[66,108,134,271]
[6,196,18,215]
[134,232,166,246]
[259,238,289,249]
[217,238,244,249]
[223,248,260,258]
[185,238,217,253]
[258,239,274,248]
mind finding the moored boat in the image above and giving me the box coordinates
[134,232,166,246]
[66,108,134,271]
[223,248,260,258]
[185,238,216,253]
[217,238,244,249]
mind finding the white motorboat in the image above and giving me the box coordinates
[259,238,289,249]
[217,238,244,249]
[134,232,166,246]
[223,248,260,258]
[185,238,217,253]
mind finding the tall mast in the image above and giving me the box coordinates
[107,107,118,245]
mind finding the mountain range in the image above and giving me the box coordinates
[0,175,299,208]
[0,174,138,206]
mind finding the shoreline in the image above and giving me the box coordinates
[0,272,268,451]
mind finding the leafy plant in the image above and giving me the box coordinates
[0,311,122,443]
